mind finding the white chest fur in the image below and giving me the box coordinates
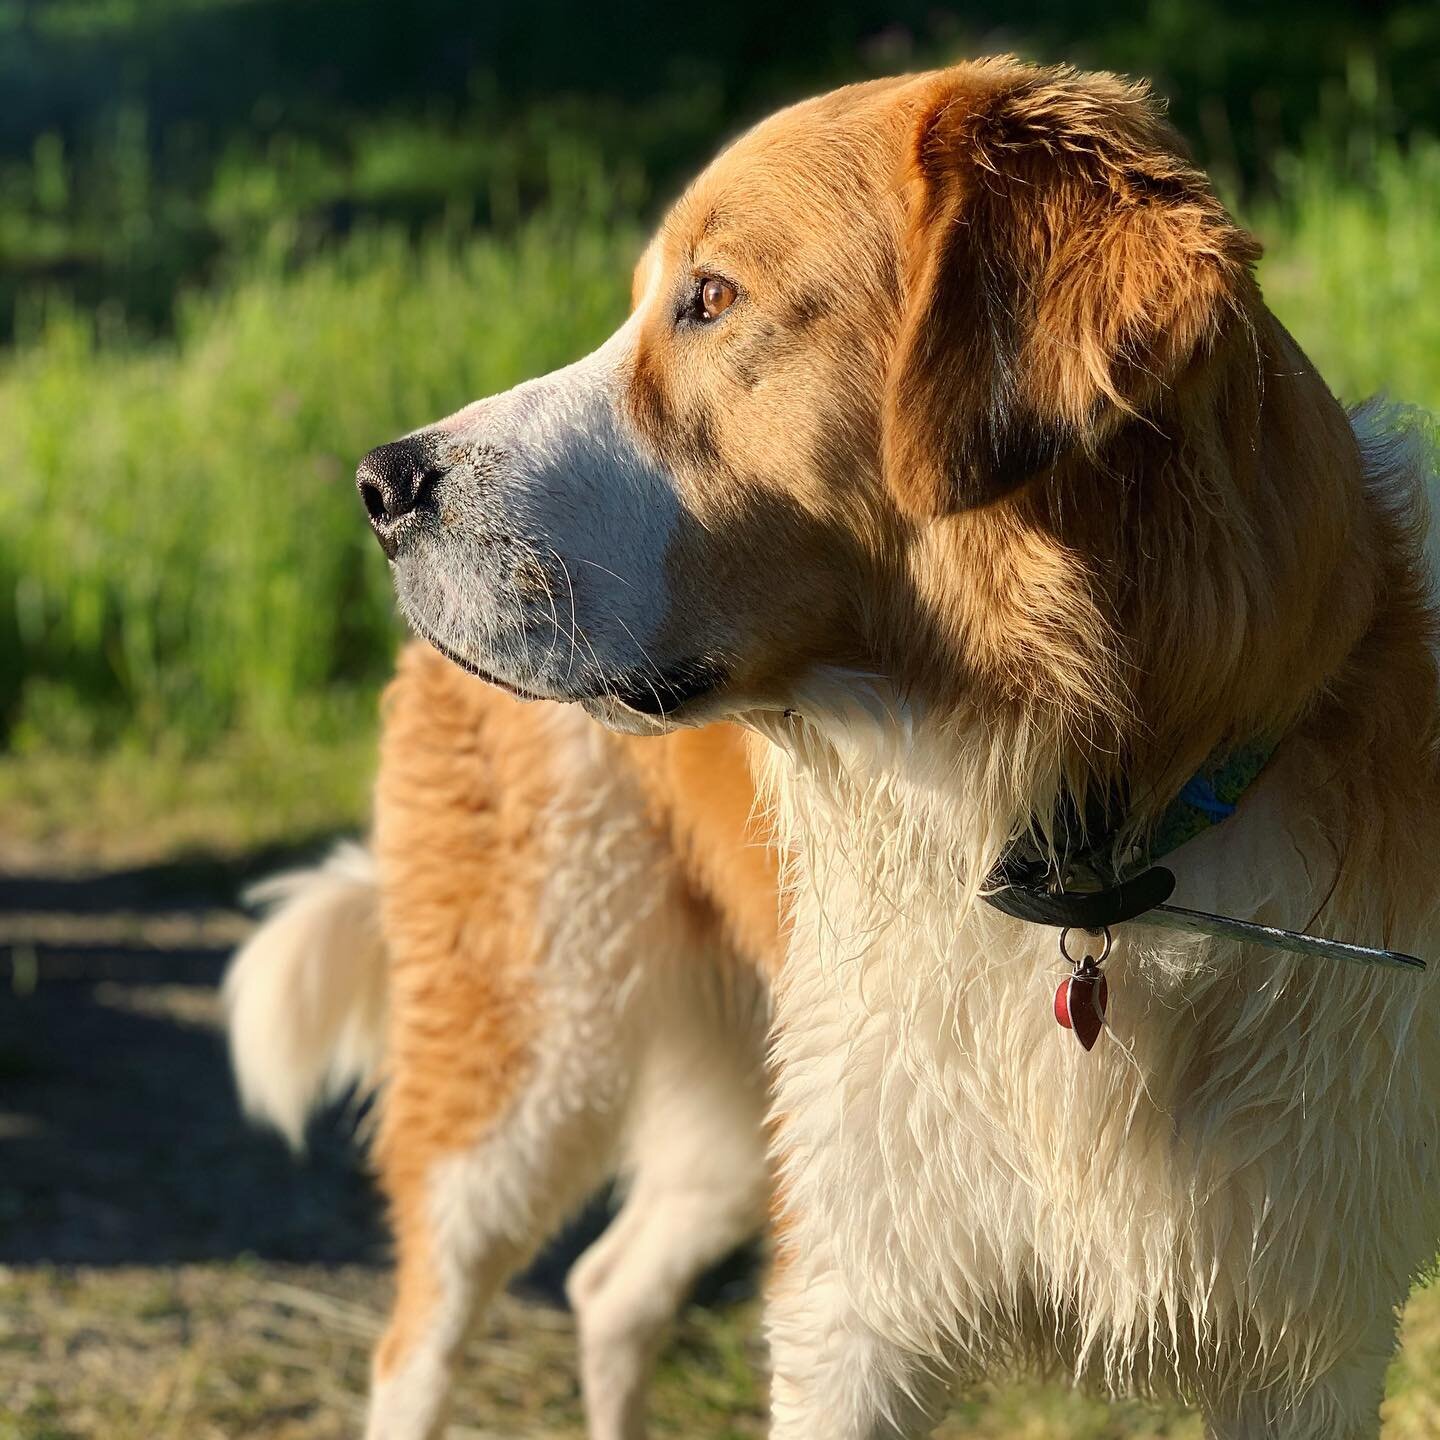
[763,724,1440,1402]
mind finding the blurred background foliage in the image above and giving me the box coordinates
[1,0,1438,848]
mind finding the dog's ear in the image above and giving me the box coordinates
[884,62,1261,518]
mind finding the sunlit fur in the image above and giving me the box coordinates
[234,55,1440,1440]
[636,61,1440,1437]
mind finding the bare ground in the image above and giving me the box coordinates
[2,848,1438,1438]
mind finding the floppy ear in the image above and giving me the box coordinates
[883,62,1262,518]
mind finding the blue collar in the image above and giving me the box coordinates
[984,739,1279,931]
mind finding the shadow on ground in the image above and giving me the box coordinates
[0,842,385,1268]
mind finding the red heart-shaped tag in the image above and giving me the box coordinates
[1054,965,1108,1051]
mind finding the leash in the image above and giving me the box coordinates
[983,742,1426,1051]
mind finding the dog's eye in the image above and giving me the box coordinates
[691,276,737,323]
[700,277,736,319]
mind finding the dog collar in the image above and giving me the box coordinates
[984,739,1278,930]
[983,740,1424,1051]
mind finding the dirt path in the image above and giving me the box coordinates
[0,851,382,1267]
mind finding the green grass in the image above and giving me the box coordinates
[0,720,377,864]
[0,207,638,756]
[4,1265,1440,1437]
[1,134,1438,849]
[1253,133,1440,413]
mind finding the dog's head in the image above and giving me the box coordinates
[360,59,1360,770]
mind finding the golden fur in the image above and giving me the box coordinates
[370,643,780,1396]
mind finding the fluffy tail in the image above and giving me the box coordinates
[223,842,388,1148]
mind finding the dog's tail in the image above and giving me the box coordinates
[223,842,387,1148]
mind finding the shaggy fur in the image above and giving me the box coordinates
[230,56,1440,1440]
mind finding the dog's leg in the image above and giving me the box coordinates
[766,1245,945,1440]
[363,656,701,1439]
[567,964,770,1440]
[363,793,662,1435]
[567,1163,763,1440]
[364,1030,628,1440]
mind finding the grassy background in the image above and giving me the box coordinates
[7,1266,1440,1438]
[2,2,1440,856]
[0,211,639,854]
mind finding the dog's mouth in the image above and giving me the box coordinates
[603,659,726,717]
[417,631,724,718]
[418,635,548,701]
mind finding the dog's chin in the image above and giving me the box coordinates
[577,694,675,735]
[412,627,727,727]
[409,632,555,703]
[576,684,723,734]
[596,659,727,721]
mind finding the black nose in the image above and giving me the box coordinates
[356,439,442,558]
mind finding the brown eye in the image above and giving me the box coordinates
[698,276,737,321]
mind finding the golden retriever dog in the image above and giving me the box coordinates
[227,56,1440,1440]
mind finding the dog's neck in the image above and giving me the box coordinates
[754,677,1042,924]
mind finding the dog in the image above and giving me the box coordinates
[228,55,1440,1440]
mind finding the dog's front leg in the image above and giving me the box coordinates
[765,1240,944,1440]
